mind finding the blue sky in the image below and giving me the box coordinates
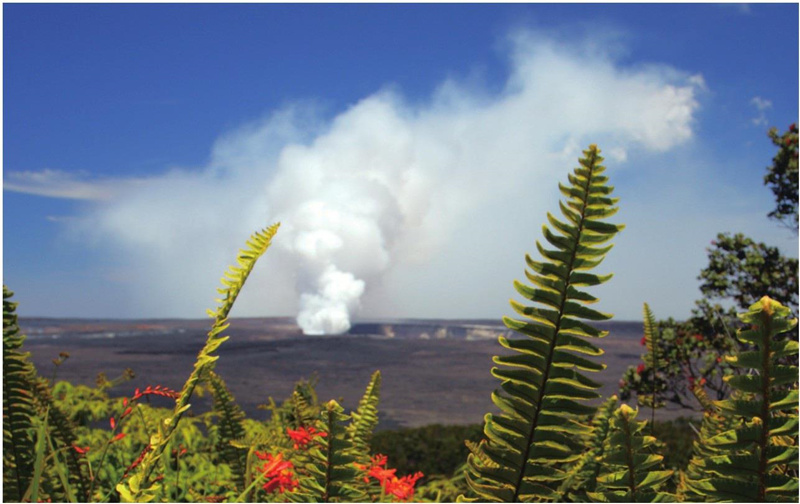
[3,4,798,331]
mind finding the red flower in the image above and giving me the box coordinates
[359,454,423,501]
[131,385,180,402]
[790,123,797,132]
[286,426,327,450]
[687,376,695,388]
[255,452,298,494]
[636,363,646,375]
[693,334,703,342]
[640,336,646,347]
[383,472,424,501]
[111,433,126,443]
[72,445,90,455]
[699,377,707,386]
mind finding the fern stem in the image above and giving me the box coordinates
[510,147,599,502]
[757,307,773,502]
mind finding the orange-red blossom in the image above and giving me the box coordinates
[255,452,298,494]
[286,426,327,450]
[356,453,424,502]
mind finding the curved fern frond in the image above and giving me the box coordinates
[587,404,674,503]
[290,400,367,503]
[687,296,799,502]
[207,371,248,491]
[464,145,624,502]
[346,370,381,465]
[119,223,280,501]
[3,286,37,502]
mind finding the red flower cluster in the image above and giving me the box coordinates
[123,444,151,479]
[255,452,298,494]
[132,385,180,401]
[693,334,703,342]
[640,336,646,347]
[636,363,646,375]
[286,426,327,450]
[357,454,424,502]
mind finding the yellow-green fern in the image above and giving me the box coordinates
[118,223,280,502]
[684,296,798,502]
[463,145,624,502]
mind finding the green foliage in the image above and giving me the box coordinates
[683,296,799,502]
[291,400,367,503]
[639,303,666,425]
[700,233,798,314]
[3,286,38,501]
[559,395,618,500]
[464,145,624,502]
[765,123,799,229]
[346,370,381,466]
[120,223,280,500]
[207,371,249,492]
[371,423,484,478]
[586,404,674,503]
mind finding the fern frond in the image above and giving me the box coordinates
[641,303,663,427]
[464,145,624,502]
[119,223,280,500]
[587,404,674,502]
[3,286,39,502]
[346,370,381,465]
[290,400,367,503]
[207,371,248,491]
[559,395,618,499]
[687,296,799,502]
[30,377,90,502]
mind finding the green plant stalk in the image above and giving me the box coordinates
[26,410,49,504]
[119,223,280,499]
[45,432,77,503]
[234,462,272,503]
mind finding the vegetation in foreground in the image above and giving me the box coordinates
[4,135,798,502]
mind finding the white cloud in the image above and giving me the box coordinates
[751,96,772,127]
[4,169,145,200]
[6,31,705,329]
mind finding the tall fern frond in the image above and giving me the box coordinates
[346,370,381,465]
[207,371,248,492]
[3,286,38,502]
[119,223,280,501]
[290,400,367,503]
[586,404,674,502]
[463,145,624,502]
[641,303,663,428]
[685,296,799,502]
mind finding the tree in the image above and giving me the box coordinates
[621,123,799,412]
[765,123,798,230]
[699,232,797,314]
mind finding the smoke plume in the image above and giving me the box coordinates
[15,33,704,332]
